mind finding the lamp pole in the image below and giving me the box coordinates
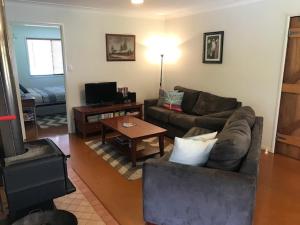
[160,54,164,88]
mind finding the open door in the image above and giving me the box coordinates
[10,23,68,141]
[276,16,300,160]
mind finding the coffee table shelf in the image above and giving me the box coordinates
[100,116,167,167]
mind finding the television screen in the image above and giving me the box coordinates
[85,82,117,105]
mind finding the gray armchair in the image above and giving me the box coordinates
[143,117,263,225]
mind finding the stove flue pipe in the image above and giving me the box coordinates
[0,0,25,157]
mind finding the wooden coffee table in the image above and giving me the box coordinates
[100,116,167,167]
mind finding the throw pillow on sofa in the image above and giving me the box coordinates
[159,90,184,112]
[174,86,200,114]
[206,119,251,171]
[169,137,218,166]
[192,92,238,116]
[157,89,182,105]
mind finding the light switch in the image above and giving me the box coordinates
[67,65,73,72]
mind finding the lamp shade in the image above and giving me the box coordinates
[145,35,181,64]
[131,0,144,4]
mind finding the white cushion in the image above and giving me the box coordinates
[169,137,218,166]
[186,132,218,141]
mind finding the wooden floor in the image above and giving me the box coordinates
[26,123,300,225]
[24,122,68,141]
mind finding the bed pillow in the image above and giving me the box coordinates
[169,137,218,166]
[19,84,29,94]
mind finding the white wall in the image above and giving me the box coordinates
[7,0,300,150]
[164,0,300,151]
[6,1,165,132]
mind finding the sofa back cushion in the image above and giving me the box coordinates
[225,106,256,128]
[206,119,251,171]
[174,86,200,114]
[192,92,238,116]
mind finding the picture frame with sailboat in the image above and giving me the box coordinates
[106,34,136,61]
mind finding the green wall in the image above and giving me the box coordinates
[12,24,65,89]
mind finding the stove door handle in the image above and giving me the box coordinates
[0,115,17,121]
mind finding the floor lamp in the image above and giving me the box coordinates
[160,54,164,88]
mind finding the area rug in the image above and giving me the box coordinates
[37,114,68,129]
[85,137,173,180]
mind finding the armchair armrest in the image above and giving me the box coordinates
[143,159,256,225]
[195,116,227,131]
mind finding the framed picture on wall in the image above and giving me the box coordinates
[203,31,224,64]
[106,34,136,61]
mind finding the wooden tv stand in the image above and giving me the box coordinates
[73,102,143,138]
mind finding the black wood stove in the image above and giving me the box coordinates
[0,0,75,222]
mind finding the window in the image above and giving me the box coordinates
[27,39,64,76]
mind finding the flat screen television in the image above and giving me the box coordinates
[85,82,117,105]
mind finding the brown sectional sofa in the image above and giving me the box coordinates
[144,86,242,137]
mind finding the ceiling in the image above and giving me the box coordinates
[8,0,263,18]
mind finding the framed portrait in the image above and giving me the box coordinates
[203,31,224,64]
[106,34,136,61]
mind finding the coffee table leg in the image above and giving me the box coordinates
[131,140,137,167]
[102,125,106,144]
[159,135,165,157]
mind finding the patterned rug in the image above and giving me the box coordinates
[54,167,111,225]
[37,114,68,129]
[85,137,173,180]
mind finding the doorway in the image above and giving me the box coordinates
[10,23,68,140]
[275,16,300,160]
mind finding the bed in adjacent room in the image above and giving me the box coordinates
[21,85,66,116]
[25,86,66,106]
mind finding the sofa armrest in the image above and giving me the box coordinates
[143,160,256,225]
[144,98,158,109]
[205,109,236,118]
[195,116,227,131]
[144,99,158,119]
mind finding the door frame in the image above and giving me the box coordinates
[271,15,299,153]
[8,21,71,135]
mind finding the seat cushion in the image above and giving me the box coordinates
[225,106,256,128]
[174,86,200,114]
[184,127,214,138]
[192,92,238,116]
[169,113,199,130]
[206,119,251,171]
[146,106,174,123]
